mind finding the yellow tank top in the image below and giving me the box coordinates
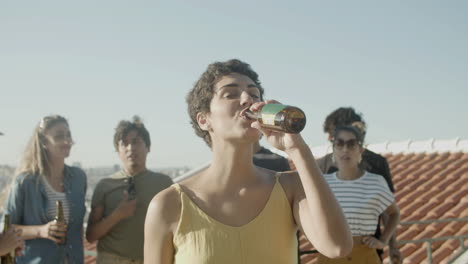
[172,174,298,264]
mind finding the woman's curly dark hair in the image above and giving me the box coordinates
[186,59,265,147]
[323,107,367,139]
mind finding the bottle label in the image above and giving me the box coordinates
[260,104,287,125]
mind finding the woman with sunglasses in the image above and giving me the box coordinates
[4,115,87,264]
[144,59,352,264]
[317,126,400,264]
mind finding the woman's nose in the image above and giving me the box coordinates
[126,143,135,150]
[240,91,254,106]
[64,136,74,145]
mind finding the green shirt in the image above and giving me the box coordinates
[91,170,173,260]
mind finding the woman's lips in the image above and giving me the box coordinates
[340,156,351,161]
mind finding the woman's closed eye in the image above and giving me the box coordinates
[221,87,260,100]
[223,92,240,99]
[250,93,260,100]
[53,133,72,142]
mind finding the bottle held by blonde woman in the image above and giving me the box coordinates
[1,214,16,264]
[53,201,66,244]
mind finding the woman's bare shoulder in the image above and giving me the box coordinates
[147,185,181,228]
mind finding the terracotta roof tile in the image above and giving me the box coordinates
[399,225,424,242]
[399,242,419,258]
[429,186,454,203]
[395,187,414,203]
[447,166,468,180]
[426,202,456,219]
[433,246,458,264]
[389,153,413,166]
[414,188,441,203]
[411,201,440,220]
[430,229,453,249]
[405,247,428,263]
[446,187,468,205]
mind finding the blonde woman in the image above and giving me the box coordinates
[4,115,87,264]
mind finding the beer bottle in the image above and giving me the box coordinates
[54,201,65,224]
[245,104,306,134]
[1,214,15,264]
[54,201,66,244]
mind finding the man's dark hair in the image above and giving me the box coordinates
[186,59,265,147]
[323,107,366,139]
[113,115,151,151]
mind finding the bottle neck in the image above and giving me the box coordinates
[3,215,9,231]
[244,110,258,120]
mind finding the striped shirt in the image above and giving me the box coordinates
[324,171,394,236]
[42,177,71,223]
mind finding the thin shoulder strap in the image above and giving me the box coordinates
[274,172,282,182]
[172,183,182,193]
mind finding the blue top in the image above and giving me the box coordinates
[5,165,87,264]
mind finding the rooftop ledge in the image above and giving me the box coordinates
[175,138,468,182]
[272,138,468,159]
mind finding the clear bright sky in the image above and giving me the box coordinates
[1,1,467,169]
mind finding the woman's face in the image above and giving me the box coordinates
[332,130,363,169]
[200,72,262,145]
[43,122,73,160]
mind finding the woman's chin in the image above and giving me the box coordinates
[245,130,262,141]
[337,162,357,169]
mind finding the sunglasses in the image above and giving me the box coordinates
[126,177,137,200]
[333,138,361,150]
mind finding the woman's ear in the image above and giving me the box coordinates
[196,112,211,131]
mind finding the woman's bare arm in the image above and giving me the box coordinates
[288,145,353,258]
[144,187,180,264]
[250,100,353,259]
[379,202,400,245]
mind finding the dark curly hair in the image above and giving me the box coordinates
[333,125,364,145]
[323,107,367,139]
[113,115,150,151]
[186,59,265,147]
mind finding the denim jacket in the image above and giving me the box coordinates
[5,165,87,264]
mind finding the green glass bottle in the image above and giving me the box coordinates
[245,104,306,134]
[54,201,65,224]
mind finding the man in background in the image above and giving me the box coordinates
[86,116,173,264]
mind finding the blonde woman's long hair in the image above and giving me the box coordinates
[0,115,69,210]
[15,115,69,178]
